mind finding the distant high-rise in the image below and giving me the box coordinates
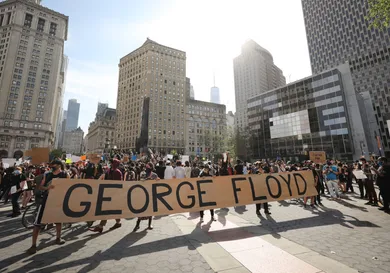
[210,87,220,104]
[65,99,80,131]
[116,38,186,153]
[0,0,68,159]
[233,40,286,132]
[301,0,390,156]
[97,102,109,116]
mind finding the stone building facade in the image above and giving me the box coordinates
[0,0,68,158]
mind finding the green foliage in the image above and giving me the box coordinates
[367,0,390,29]
[51,148,64,159]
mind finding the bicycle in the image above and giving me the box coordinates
[22,201,72,230]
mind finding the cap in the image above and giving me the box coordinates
[50,159,62,166]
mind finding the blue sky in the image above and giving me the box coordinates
[42,0,312,133]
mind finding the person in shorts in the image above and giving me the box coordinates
[27,160,69,255]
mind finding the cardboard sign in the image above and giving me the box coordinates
[309,151,326,164]
[2,158,16,167]
[353,170,367,180]
[87,154,101,164]
[41,171,317,223]
[31,147,50,165]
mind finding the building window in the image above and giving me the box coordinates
[37,18,45,32]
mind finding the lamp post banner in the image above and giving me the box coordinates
[41,171,317,223]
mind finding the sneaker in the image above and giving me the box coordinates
[109,223,122,230]
[147,225,153,230]
[89,226,103,233]
[365,201,373,205]
[26,245,37,255]
[211,216,216,221]
[265,210,271,215]
[55,238,65,245]
[371,203,379,207]
[318,202,323,206]
[133,226,140,232]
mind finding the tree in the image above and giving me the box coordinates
[367,0,390,29]
[50,148,64,160]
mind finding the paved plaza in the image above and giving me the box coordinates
[0,185,389,273]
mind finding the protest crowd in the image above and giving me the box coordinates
[0,151,389,255]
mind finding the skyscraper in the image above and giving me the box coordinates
[210,87,220,104]
[0,0,68,158]
[301,0,390,156]
[116,38,187,154]
[65,99,80,131]
[233,40,286,132]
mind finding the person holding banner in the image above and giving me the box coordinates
[199,165,216,221]
[89,159,123,233]
[133,163,159,232]
[27,160,69,255]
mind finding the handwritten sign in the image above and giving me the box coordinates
[309,151,326,164]
[353,170,367,180]
[41,171,317,223]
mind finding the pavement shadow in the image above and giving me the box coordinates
[334,199,368,212]
[234,205,247,214]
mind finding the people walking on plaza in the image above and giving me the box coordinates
[199,165,216,221]
[371,157,390,213]
[133,163,159,231]
[355,161,366,199]
[89,159,123,233]
[256,163,271,215]
[345,163,355,193]
[361,158,378,206]
[9,167,27,217]
[323,160,341,200]
[27,160,70,255]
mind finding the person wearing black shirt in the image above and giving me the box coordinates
[8,167,26,217]
[155,161,166,180]
[372,157,390,213]
[27,160,70,255]
[234,160,244,175]
[256,165,271,215]
[199,166,216,221]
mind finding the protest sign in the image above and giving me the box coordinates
[309,151,326,164]
[167,154,173,160]
[30,147,50,165]
[80,155,87,161]
[181,155,189,163]
[41,171,317,223]
[353,170,367,180]
[2,158,16,167]
[87,154,101,164]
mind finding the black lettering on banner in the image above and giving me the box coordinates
[279,174,292,196]
[232,177,246,203]
[152,183,173,212]
[63,184,92,217]
[266,176,282,199]
[127,184,149,214]
[176,181,195,209]
[197,180,217,207]
[248,177,267,201]
[96,184,123,216]
[293,173,307,195]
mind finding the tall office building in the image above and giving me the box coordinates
[0,0,68,159]
[233,40,286,132]
[65,98,80,131]
[301,0,390,156]
[210,86,220,104]
[54,54,68,148]
[116,38,187,154]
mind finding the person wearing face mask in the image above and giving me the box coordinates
[8,167,27,218]
[133,162,159,231]
[27,160,70,255]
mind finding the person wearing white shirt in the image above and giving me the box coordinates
[184,161,192,178]
[174,161,186,179]
[164,161,175,180]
